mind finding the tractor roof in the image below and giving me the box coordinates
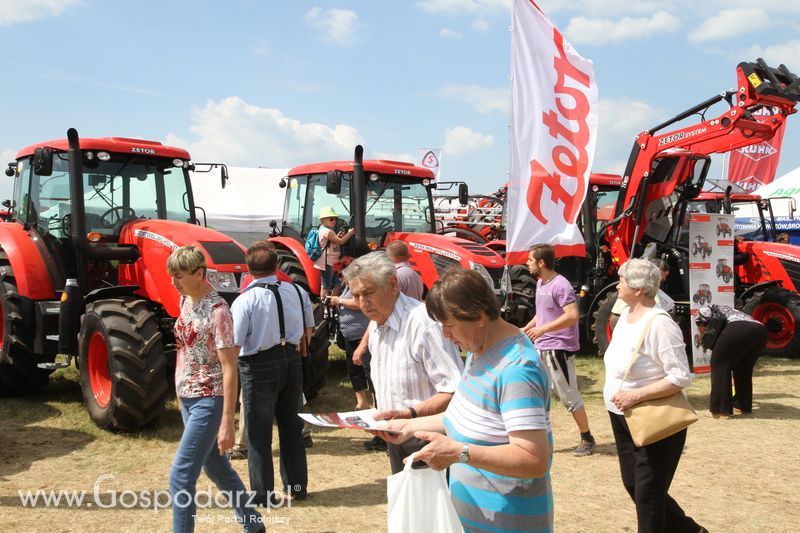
[16,137,191,160]
[288,159,435,180]
[588,172,624,187]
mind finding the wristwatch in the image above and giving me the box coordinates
[458,444,470,464]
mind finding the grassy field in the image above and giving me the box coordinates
[1,351,799,532]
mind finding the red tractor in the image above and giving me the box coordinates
[716,258,733,283]
[691,235,713,259]
[716,221,732,237]
[692,284,713,305]
[267,147,531,323]
[0,129,329,431]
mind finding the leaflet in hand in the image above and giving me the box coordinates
[299,408,399,432]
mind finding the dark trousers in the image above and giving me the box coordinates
[710,321,766,414]
[343,337,373,393]
[238,345,307,502]
[387,437,429,475]
[609,412,702,533]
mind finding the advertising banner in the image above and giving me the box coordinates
[506,0,598,263]
[417,148,442,179]
[727,107,786,192]
[688,213,735,373]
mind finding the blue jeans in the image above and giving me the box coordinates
[239,346,307,503]
[169,396,262,533]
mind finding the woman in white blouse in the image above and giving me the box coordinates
[604,259,706,533]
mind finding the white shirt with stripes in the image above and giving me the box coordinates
[367,293,463,411]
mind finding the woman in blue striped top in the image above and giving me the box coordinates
[378,268,553,532]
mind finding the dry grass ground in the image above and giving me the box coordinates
[1,352,799,532]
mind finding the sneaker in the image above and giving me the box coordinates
[363,436,387,451]
[573,439,595,457]
[229,448,247,460]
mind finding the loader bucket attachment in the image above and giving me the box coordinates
[738,59,800,104]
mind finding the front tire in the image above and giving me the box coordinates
[78,299,168,431]
[592,291,618,356]
[507,265,536,327]
[0,248,51,392]
[743,287,800,358]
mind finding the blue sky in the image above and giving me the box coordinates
[1,0,799,201]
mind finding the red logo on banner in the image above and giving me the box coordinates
[717,240,734,247]
[718,286,735,292]
[738,143,777,162]
[728,107,786,190]
[689,263,711,269]
[526,29,591,225]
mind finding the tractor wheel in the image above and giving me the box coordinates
[0,249,51,393]
[591,291,619,356]
[691,243,698,256]
[274,248,329,397]
[276,248,311,293]
[723,274,732,284]
[707,293,712,304]
[78,299,168,431]
[743,288,800,358]
[507,265,536,327]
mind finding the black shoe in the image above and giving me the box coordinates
[304,434,314,448]
[229,448,247,460]
[289,487,308,501]
[363,436,387,451]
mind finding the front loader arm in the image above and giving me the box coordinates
[608,59,800,264]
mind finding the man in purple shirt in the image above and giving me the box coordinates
[386,241,424,301]
[523,243,595,457]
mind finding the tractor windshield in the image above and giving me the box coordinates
[283,173,434,243]
[17,152,193,239]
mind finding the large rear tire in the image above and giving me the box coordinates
[507,265,535,327]
[78,299,168,431]
[743,287,800,358]
[274,247,329,398]
[591,291,618,356]
[0,248,51,392]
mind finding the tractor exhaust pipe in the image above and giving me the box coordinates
[67,128,138,262]
[352,145,367,256]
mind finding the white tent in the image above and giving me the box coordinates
[190,166,287,246]
[755,166,800,203]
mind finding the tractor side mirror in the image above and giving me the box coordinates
[5,163,16,177]
[279,177,287,188]
[2,199,11,208]
[326,170,342,194]
[458,183,469,206]
[33,147,53,176]
[220,166,229,189]
[790,198,797,220]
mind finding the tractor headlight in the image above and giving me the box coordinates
[469,261,495,290]
[207,269,237,292]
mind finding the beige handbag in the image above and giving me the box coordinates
[619,313,698,447]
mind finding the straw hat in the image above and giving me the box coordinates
[319,206,338,219]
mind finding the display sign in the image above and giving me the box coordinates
[688,213,735,373]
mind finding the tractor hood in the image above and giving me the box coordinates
[738,240,800,292]
[117,220,249,317]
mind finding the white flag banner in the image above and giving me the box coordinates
[417,148,442,178]
[507,0,598,261]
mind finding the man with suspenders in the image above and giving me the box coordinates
[231,241,314,505]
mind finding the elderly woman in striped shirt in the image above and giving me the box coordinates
[378,268,553,532]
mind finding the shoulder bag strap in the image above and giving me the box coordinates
[620,312,662,385]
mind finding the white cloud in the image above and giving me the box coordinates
[565,11,681,45]
[689,9,769,43]
[439,28,463,39]
[373,151,415,163]
[417,0,509,15]
[166,97,363,167]
[443,127,493,155]
[442,85,509,114]
[593,98,668,173]
[745,40,800,68]
[305,7,359,47]
[472,19,489,31]
[0,0,79,25]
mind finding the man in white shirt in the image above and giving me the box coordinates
[343,251,463,473]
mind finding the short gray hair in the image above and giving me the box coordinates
[619,258,660,298]
[342,251,396,286]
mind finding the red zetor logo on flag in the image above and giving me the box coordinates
[526,30,591,225]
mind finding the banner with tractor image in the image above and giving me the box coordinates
[688,213,735,373]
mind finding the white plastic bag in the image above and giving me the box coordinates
[387,453,463,533]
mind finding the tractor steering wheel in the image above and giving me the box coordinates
[100,206,137,229]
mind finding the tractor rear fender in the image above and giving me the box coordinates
[737,280,782,308]
[0,223,56,300]
[268,236,321,296]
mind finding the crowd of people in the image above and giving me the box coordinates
[165,207,767,533]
